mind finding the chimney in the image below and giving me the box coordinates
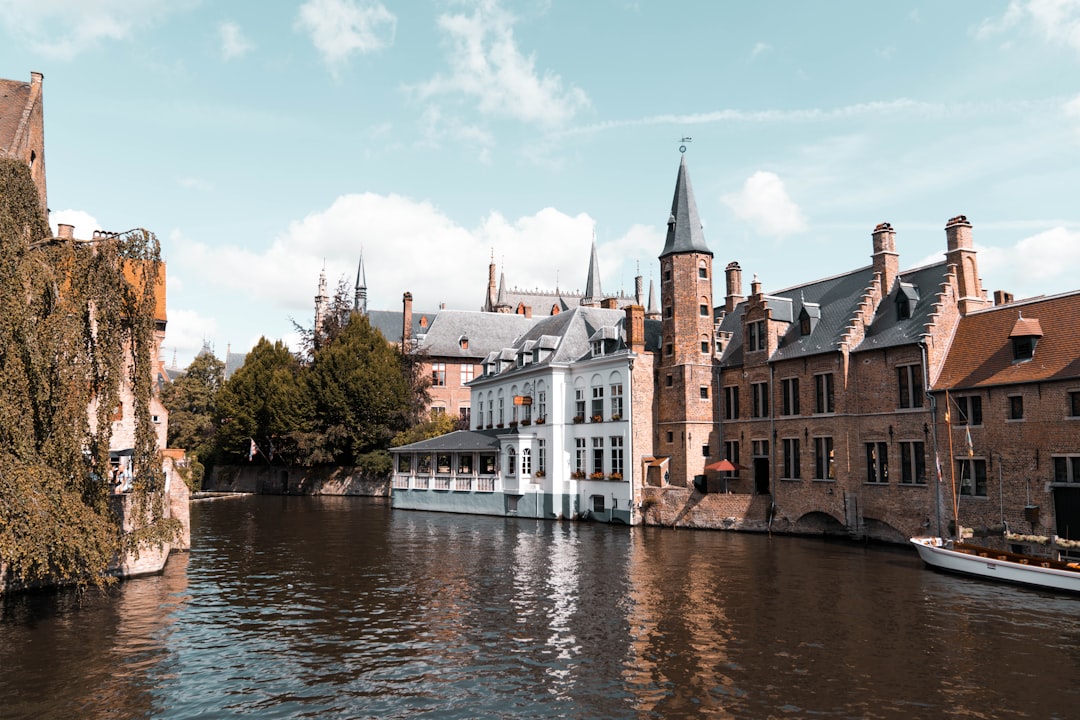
[57,223,74,239]
[402,292,413,346]
[601,297,618,309]
[994,290,1014,306]
[524,305,532,319]
[625,305,645,353]
[871,222,899,295]
[750,273,763,298]
[945,215,987,314]
[725,261,744,312]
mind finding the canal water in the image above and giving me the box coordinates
[1,496,1078,719]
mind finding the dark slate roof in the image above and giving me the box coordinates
[935,290,1080,390]
[718,260,950,366]
[391,429,501,453]
[225,351,248,380]
[367,308,437,344]
[415,310,536,359]
[660,154,712,259]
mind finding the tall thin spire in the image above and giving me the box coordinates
[354,249,368,314]
[646,278,660,319]
[660,153,712,259]
[582,240,603,306]
[314,265,329,336]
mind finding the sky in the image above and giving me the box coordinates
[2,0,1079,368]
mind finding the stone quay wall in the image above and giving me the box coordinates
[206,465,390,497]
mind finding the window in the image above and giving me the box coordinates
[610,383,624,418]
[592,437,604,476]
[592,495,606,512]
[747,320,766,352]
[957,458,987,496]
[815,373,835,414]
[461,364,475,385]
[432,362,446,386]
[538,439,546,473]
[431,406,446,417]
[611,436,624,478]
[897,364,924,409]
[899,441,925,484]
[417,454,432,474]
[752,439,769,458]
[397,454,411,473]
[1070,391,1080,418]
[498,391,505,425]
[782,438,801,479]
[575,438,586,475]
[665,342,673,356]
[664,306,672,319]
[953,395,983,426]
[436,453,451,474]
[663,267,671,282]
[506,448,516,476]
[1053,455,1080,483]
[1013,336,1036,361]
[724,386,740,420]
[521,448,532,475]
[700,386,709,400]
[458,454,473,474]
[1008,395,1024,420]
[592,385,604,419]
[781,378,799,416]
[666,431,674,444]
[724,441,740,477]
[800,315,811,335]
[698,262,708,279]
[751,382,769,418]
[814,437,835,480]
[575,388,586,419]
[700,303,709,317]
[865,442,888,484]
[701,340,709,353]
[702,444,710,457]
[666,374,673,387]
[538,390,547,420]
[459,407,471,425]
[480,454,496,474]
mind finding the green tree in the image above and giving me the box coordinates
[391,412,460,447]
[214,338,308,464]
[160,349,224,462]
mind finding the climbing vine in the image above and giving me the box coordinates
[0,157,177,590]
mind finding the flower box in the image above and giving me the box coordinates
[509,421,518,428]
[570,471,585,479]
[520,419,531,426]
[535,417,546,425]
[608,473,623,481]
[589,472,605,480]
[534,470,545,478]
[591,415,603,423]
[573,416,585,424]
[610,414,622,421]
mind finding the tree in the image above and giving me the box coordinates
[160,349,224,463]
[214,338,308,464]
[391,412,460,447]
[0,158,174,590]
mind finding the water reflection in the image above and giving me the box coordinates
[2,496,1079,719]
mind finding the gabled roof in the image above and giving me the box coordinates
[660,154,712,259]
[414,310,535,359]
[718,260,950,365]
[935,291,1080,390]
[367,308,437,344]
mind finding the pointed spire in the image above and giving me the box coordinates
[483,249,498,312]
[660,153,712,259]
[582,240,603,306]
[646,279,660,319]
[354,249,368,314]
[494,272,512,313]
[314,265,329,336]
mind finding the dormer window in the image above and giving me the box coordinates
[459,335,469,350]
[896,283,919,321]
[1009,314,1043,362]
[798,303,820,336]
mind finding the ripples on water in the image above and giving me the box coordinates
[2,495,1079,719]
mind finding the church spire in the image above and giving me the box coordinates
[646,278,660,319]
[314,265,329,337]
[494,271,512,313]
[354,249,368,314]
[660,153,712,259]
[581,238,603,307]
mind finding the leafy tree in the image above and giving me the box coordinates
[392,412,460,447]
[160,349,224,462]
[214,338,308,464]
[0,158,175,590]
[304,313,415,465]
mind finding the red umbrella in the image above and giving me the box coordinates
[704,459,739,472]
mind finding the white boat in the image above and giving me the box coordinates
[910,536,1080,594]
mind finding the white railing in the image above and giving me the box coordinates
[455,477,472,491]
[477,477,495,493]
[434,477,451,490]
[414,476,429,490]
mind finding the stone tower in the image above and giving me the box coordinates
[656,153,717,488]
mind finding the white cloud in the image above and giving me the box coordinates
[0,0,178,60]
[750,42,771,59]
[295,0,396,74]
[219,21,253,60]
[722,171,808,238]
[49,208,102,238]
[978,0,1080,52]
[977,226,1080,300]
[411,0,590,128]
[160,307,218,366]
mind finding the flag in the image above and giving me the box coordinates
[965,426,973,457]
[248,439,257,461]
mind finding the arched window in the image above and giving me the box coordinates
[521,448,532,475]
[507,447,517,476]
[497,389,505,426]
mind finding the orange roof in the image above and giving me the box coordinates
[0,77,31,155]
[936,291,1080,390]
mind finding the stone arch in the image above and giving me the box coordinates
[790,510,847,537]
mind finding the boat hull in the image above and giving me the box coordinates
[910,537,1080,594]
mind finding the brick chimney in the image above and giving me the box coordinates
[625,305,645,352]
[994,290,1014,306]
[601,297,618,309]
[750,273,762,299]
[57,223,74,239]
[945,215,988,314]
[402,292,413,346]
[725,261,744,312]
[871,222,899,295]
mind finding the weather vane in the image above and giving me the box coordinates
[679,137,692,153]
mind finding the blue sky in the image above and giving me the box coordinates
[2,0,1079,367]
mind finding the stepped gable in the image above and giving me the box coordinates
[718,259,951,366]
[935,290,1080,390]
